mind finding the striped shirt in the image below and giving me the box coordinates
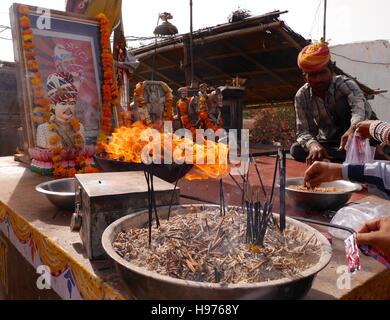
[295,75,376,150]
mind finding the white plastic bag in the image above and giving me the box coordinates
[329,202,390,239]
[344,132,374,164]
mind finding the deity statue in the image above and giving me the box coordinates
[133,80,173,128]
[145,83,166,122]
[207,88,223,126]
[177,86,195,133]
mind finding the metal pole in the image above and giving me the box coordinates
[151,16,160,81]
[189,0,194,84]
[323,0,327,41]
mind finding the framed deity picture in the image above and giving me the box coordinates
[10,3,103,156]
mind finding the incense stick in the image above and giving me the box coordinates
[150,173,160,228]
[219,178,226,217]
[144,170,152,246]
[278,149,286,232]
[167,165,185,220]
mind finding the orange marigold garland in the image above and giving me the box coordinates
[96,13,120,153]
[177,97,196,136]
[18,4,50,124]
[198,95,219,131]
[48,119,98,177]
[162,82,174,121]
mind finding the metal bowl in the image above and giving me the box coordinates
[102,204,332,300]
[94,153,193,183]
[35,178,75,211]
[286,178,362,212]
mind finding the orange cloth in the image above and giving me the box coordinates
[297,41,330,73]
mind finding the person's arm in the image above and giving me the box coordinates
[337,77,373,149]
[357,216,390,257]
[304,161,390,197]
[342,162,390,197]
[338,77,370,126]
[354,120,390,145]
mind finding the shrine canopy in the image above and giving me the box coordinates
[131,10,382,107]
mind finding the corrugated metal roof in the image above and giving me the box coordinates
[130,10,381,105]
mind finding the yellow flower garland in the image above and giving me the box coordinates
[96,13,120,153]
[48,118,97,177]
[18,4,50,124]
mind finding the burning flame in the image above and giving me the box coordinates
[104,121,230,179]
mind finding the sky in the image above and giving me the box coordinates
[0,0,389,62]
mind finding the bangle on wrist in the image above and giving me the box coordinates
[369,120,382,140]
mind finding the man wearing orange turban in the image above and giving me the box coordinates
[291,41,379,164]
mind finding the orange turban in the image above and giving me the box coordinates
[297,42,330,73]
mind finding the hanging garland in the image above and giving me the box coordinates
[198,95,219,131]
[134,81,174,125]
[96,13,120,152]
[18,4,50,124]
[177,97,196,136]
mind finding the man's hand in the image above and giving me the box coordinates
[339,126,356,150]
[357,216,390,256]
[306,142,328,165]
[356,120,376,140]
[303,161,343,188]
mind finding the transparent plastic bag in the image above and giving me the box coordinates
[344,132,374,164]
[329,202,390,239]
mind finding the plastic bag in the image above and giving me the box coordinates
[329,202,390,239]
[344,132,374,164]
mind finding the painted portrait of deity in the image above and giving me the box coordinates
[33,35,101,146]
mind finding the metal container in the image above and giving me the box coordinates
[73,172,179,260]
[102,204,332,300]
[94,153,193,183]
[286,178,362,212]
[35,178,75,211]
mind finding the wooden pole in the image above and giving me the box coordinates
[135,21,282,60]
[189,0,194,84]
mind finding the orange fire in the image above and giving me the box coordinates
[104,121,230,179]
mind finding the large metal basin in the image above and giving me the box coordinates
[35,178,75,211]
[102,204,332,300]
[286,178,362,212]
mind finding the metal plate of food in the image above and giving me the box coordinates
[286,178,362,212]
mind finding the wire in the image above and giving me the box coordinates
[378,93,390,101]
[308,0,323,39]
[0,36,12,40]
[331,52,390,65]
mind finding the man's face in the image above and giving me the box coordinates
[304,67,332,92]
[54,99,76,123]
